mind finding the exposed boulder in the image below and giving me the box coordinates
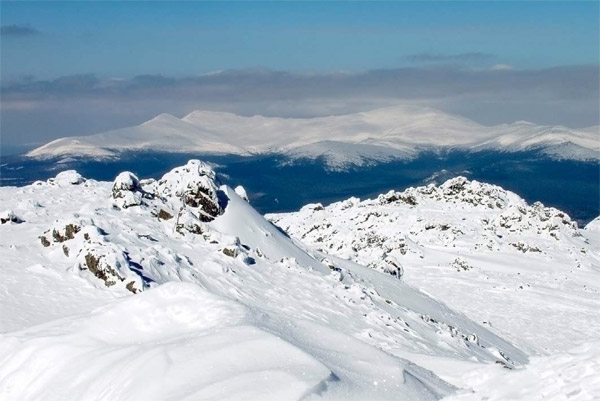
[39,222,82,246]
[452,257,473,272]
[222,246,238,258]
[510,241,542,253]
[221,237,241,258]
[52,223,81,243]
[157,209,174,221]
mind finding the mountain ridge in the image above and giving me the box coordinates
[26,105,600,168]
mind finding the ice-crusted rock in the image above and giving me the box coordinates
[234,185,249,202]
[111,172,151,209]
[78,243,142,294]
[155,160,223,221]
[113,172,141,194]
[175,208,206,235]
[302,203,325,212]
[38,219,143,293]
[1,210,23,224]
[375,255,403,278]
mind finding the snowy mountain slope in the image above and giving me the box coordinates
[27,113,246,159]
[0,160,541,401]
[268,177,600,356]
[26,105,600,167]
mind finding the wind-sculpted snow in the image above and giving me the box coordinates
[0,283,336,401]
[268,177,600,357]
[26,105,600,169]
[1,162,598,400]
[2,160,530,401]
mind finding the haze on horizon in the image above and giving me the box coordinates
[1,1,599,156]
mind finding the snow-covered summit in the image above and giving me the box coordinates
[26,105,600,167]
[268,177,600,356]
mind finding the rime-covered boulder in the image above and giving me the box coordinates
[111,171,150,209]
[48,170,86,186]
[38,219,143,293]
[175,208,207,235]
[78,244,143,294]
[156,160,223,221]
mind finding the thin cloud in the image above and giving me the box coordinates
[1,65,598,153]
[1,24,40,36]
[3,66,595,104]
[404,52,495,63]
[491,64,514,71]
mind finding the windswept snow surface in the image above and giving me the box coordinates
[269,178,600,400]
[268,178,600,355]
[26,105,600,168]
[1,161,599,400]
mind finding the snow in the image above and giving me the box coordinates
[444,342,600,401]
[0,283,334,401]
[268,178,600,356]
[1,161,599,400]
[26,105,600,167]
[50,169,86,186]
[234,185,249,202]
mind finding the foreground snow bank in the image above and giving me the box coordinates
[0,283,334,401]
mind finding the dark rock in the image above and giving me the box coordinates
[40,236,51,247]
[158,209,173,220]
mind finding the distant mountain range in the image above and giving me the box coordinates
[27,105,599,169]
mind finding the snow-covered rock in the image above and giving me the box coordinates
[48,170,86,186]
[154,160,223,221]
[111,171,149,209]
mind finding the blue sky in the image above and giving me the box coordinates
[1,1,599,154]
[1,1,598,80]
